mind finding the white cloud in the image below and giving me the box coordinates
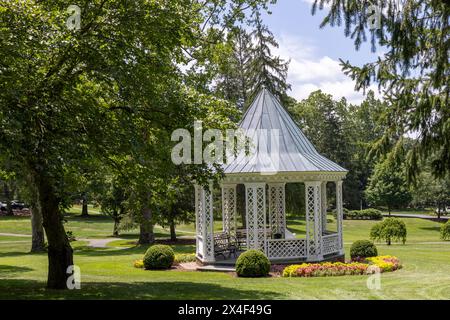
[274,34,378,104]
[300,0,331,9]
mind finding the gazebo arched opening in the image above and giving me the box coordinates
[194,88,347,265]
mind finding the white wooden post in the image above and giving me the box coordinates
[245,183,266,252]
[194,184,202,259]
[336,180,344,254]
[321,181,327,233]
[194,182,215,263]
[268,183,286,238]
[305,181,323,261]
[221,184,237,236]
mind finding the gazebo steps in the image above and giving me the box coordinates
[197,265,236,272]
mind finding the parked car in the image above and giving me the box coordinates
[11,201,26,210]
[0,202,6,211]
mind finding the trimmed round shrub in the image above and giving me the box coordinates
[441,221,450,241]
[143,245,174,270]
[370,218,407,245]
[344,209,383,220]
[235,250,270,277]
[350,240,378,260]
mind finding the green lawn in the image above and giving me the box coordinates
[0,205,195,239]
[0,211,449,300]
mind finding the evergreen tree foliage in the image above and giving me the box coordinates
[312,0,450,181]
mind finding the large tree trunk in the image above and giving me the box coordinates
[80,193,89,217]
[112,212,120,237]
[3,183,14,216]
[31,202,45,252]
[34,170,73,289]
[139,194,154,245]
[169,214,177,242]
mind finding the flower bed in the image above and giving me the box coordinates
[366,255,401,272]
[282,256,401,277]
[134,259,144,268]
[282,262,368,277]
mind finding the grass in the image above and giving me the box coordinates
[0,205,194,239]
[0,210,449,300]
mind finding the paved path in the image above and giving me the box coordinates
[0,233,123,248]
[382,213,449,221]
[0,232,31,237]
[78,238,124,248]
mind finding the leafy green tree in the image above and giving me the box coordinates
[365,160,412,214]
[411,169,450,218]
[312,0,450,181]
[347,91,387,208]
[95,175,128,237]
[214,28,253,110]
[370,218,407,245]
[155,177,194,242]
[289,91,360,208]
[1,155,45,252]
[441,221,450,241]
[0,0,254,289]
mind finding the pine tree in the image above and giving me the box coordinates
[214,28,253,110]
[247,11,291,106]
[312,0,450,181]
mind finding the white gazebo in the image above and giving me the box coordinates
[194,88,347,264]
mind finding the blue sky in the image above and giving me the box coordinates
[261,0,382,104]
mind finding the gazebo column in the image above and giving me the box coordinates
[336,180,344,254]
[221,183,237,236]
[305,181,323,261]
[321,181,327,233]
[268,183,286,238]
[244,183,266,252]
[194,182,215,263]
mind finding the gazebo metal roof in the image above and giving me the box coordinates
[223,88,347,174]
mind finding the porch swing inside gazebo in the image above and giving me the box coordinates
[194,88,347,265]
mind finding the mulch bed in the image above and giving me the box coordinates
[0,209,31,217]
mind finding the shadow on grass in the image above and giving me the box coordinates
[73,243,195,257]
[420,226,441,232]
[64,214,112,224]
[285,219,305,226]
[0,250,48,258]
[0,279,284,300]
[0,265,34,276]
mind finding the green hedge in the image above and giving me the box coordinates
[350,240,378,260]
[235,250,270,277]
[344,209,383,220]
[143,244,175,270]
[441,221,450,241]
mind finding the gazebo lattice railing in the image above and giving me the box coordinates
[194,176,345,264]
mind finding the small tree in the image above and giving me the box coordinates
[96,177,128,237]
[441,221,450,241]
[370,218,407,245]
[365,160,412,215]
[411,170,450,219]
